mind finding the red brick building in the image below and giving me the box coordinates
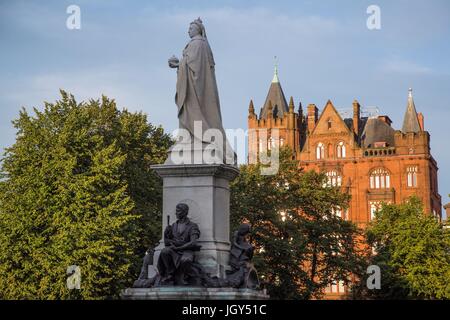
[247,68,442,296]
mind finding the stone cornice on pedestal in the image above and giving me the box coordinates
[151,163,240,181]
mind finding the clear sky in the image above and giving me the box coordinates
[1,0,449,212]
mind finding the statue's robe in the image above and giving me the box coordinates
[175,34,235,164]
[229,233,253,270]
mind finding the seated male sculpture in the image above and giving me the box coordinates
[157,203,202,285]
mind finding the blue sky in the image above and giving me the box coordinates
[1,0,449,210]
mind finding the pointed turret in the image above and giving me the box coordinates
[402,88,421,133]
[259,62,288,119]
[248,99,255,114]
[288,96,295,113]
[248,99,256,120]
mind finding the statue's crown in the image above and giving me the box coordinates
[191,17,203,28]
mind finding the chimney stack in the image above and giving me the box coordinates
[418,112,424,131]
[307,104,318,133]
[353,99,360,137]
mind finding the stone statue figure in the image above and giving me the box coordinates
[131,217,260,289]
[132,246,160,288]
[168,17,235,164]
[225,223,260,289]
[157,203,202,285]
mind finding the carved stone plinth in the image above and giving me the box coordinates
[151,161,239,279]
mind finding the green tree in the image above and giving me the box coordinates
[0,91,172,299]
[358,197,450,299]
[230,148,365,299]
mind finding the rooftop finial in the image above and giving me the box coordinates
[272,55,279,83]
[409,88,413,98]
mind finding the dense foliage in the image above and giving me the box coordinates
[230,148,365,299]
[0,91,172,299]
[355,197,450,299]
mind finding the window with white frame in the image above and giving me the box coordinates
[316,142,325,160]
[325,280,346,294]
[369,201,391,220]
[331,207,348,220]
[369,201,382,220]
[369,168,390,189]
[332,207,341,218]
[326,170,342,187]
[407,166,418,187]
[336,141,346,158]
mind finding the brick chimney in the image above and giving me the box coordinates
[418,112,424,131]
[307,104,318,133]
[352,99,360,136]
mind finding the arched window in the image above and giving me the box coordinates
[316,142,325,160]
[280,138,284,146]
[336,141,346,158]
[259,139,264,152]
[369,168,390,189]
[407,166,418,187]
[326,170,342,187]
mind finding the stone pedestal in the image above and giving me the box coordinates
[151,158,239,278]
[121,287,269,300]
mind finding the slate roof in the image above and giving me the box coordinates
[259,74,289,119]
[361,117,396,148]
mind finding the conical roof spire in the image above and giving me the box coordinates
[402,88,421,133]
[259,60,288,119]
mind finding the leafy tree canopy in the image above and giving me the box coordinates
[230,147,365,299]
[0,91,172,299]
[360,197,450,299]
